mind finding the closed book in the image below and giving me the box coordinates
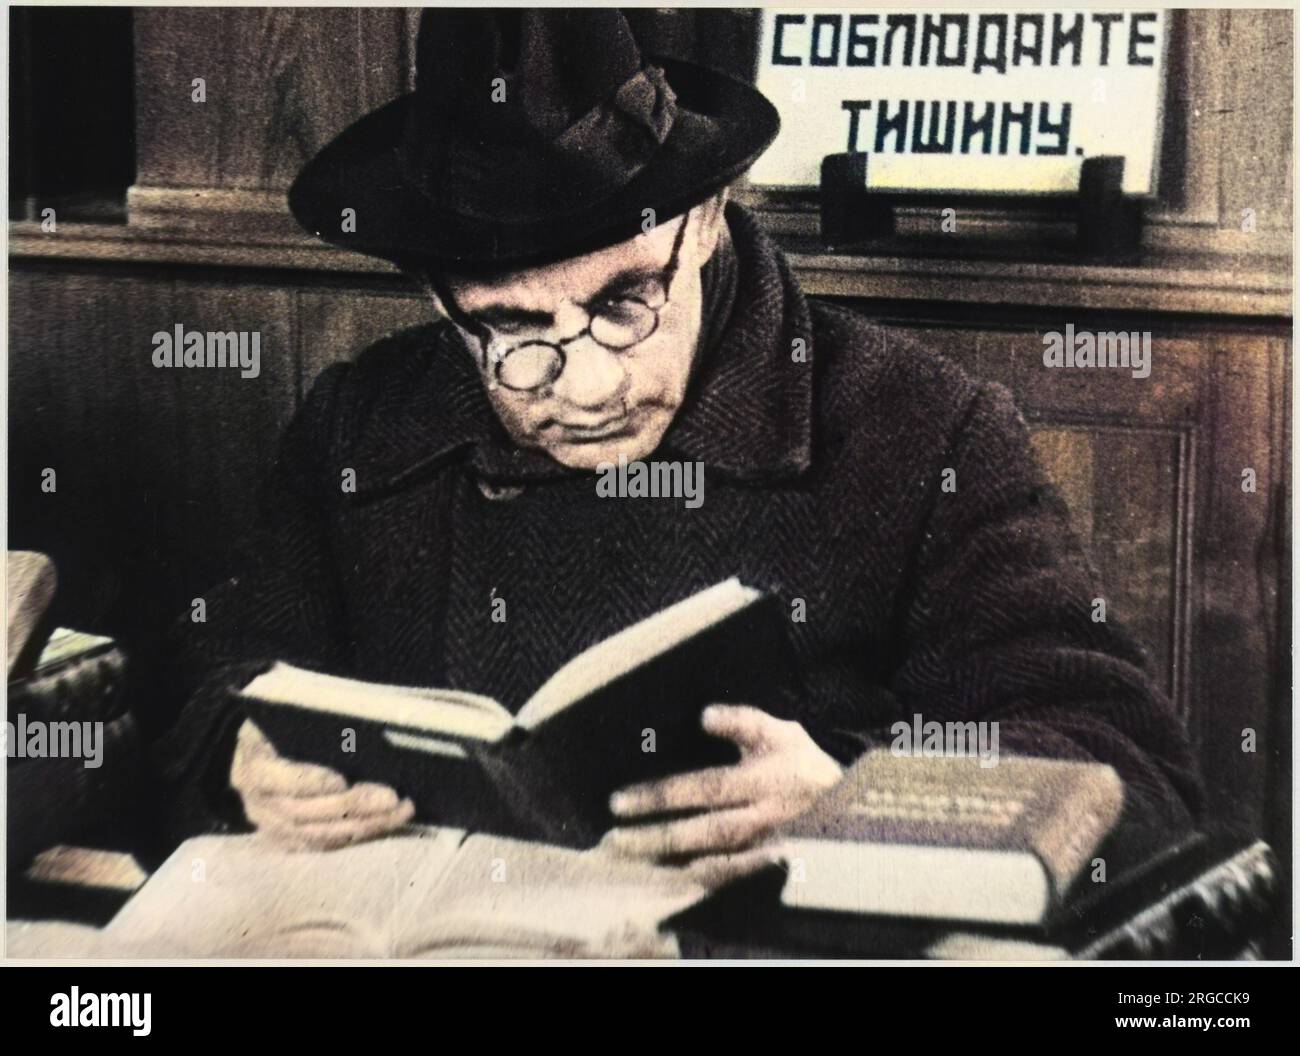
[6,550,57,680]
[9,627,127,724]
[239,578,799,848]
[7,712,143,870]
[778,751,1124,925]
[7,625,139,869]
[666,831,1277,960]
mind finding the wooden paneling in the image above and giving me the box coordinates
[1159,9,1225,224]
[871,311,1288,839]
[297,287,432,396]
[5,266,436,646]
[1217,10,1294,233]
[7,266,295,645]
[134,7,410,191]
[1194,333,1288,833]
[1028,424,1182,705]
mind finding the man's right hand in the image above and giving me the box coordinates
[231,719,414,851]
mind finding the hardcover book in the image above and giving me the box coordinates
[239,578,799,848]
[778,751,1125,925]
[6,550,57,680]
[667,830,1276,961]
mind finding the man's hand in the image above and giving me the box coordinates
[603,705,843,887]
[231,718,414,851]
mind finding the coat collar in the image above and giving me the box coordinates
[351,203,814,498]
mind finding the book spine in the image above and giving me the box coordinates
[1029,768,1124,900]
[473,738,599,848]
[1077,840,1277,959]
[8,649,129,723]
[8,711,143,870]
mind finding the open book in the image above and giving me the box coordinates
[239,578,799,847]
[97,829,705,958]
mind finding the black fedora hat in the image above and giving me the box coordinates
[288,9,779,272]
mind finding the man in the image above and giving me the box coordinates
[156,10,1200,882]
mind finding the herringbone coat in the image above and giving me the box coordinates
[155,205,1201,844]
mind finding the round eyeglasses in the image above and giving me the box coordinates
[434,210,692,393]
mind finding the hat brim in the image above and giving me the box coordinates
[288,57,779,272]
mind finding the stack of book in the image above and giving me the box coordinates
[665,751,1278,960]
[220,575,1278,959]
[6,551,140,870]
[9,626,128,722]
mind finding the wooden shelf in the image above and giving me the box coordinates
[8,219,396,276]
[787,244,1292,317]
[10,216,1292,318]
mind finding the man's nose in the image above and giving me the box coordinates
[552,340,629,409]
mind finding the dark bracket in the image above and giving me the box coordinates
[818,153,1144,260]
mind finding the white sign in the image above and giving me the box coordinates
[750,10,1166,194]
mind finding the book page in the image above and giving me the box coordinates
[7,920,112,958]
[241,662,515,742]
[95,829,701,959]
[36,626,116,670]
[516,577,760,729]
[395,834,706,958]
[102,828,467,958]
[26,845,148,892]
[6,550,57,678]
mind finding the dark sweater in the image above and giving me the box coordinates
[154,203,1202,842]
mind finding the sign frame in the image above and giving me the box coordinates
[746,9,1173,200]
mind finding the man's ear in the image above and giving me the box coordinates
[413,271,467,336]
[409,271,450,321]
[692,189,730,262]
[425,285,453,323]
[411,271,482,360]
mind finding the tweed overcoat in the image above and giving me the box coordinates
[154,205,1202,842]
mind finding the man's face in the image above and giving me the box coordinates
[440,202,722,470]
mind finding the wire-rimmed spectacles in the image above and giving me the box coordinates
[432,210,692,393]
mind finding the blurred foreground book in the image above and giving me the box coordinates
[6,550,141,871]
[10,828,707,958]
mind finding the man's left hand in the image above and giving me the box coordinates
[603,704,843,887]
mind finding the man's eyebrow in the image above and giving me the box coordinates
[464,263,663,328]
[465,304,555,329]
[581,265,663,308]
